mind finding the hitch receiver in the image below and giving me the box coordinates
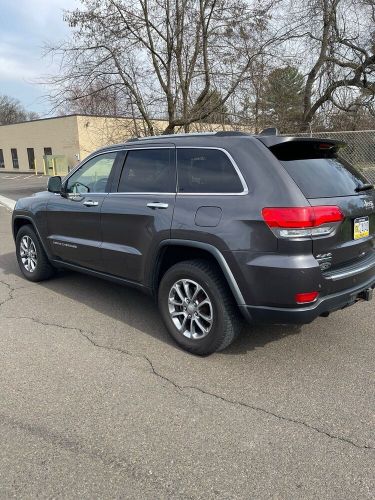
[358,288,373,302]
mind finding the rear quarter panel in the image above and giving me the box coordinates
[171,137,310,304]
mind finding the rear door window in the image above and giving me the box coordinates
[271,141,371,198]
[177,148,244,194]
[118,148,175,193]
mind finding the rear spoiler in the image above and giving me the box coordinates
[256,136,346,150]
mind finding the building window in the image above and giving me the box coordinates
[27,148,35,169]
[11,148,19,169]
[44,147,52,156]
[0,149,4,168]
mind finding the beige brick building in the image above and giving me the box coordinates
[0,114,228,174]
[0,114,167,174]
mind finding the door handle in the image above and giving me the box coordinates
[83,200,99,207]
[147,202,169,209]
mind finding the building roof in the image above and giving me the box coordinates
[0,113,161,127]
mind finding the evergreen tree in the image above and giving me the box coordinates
[261,66,304,133]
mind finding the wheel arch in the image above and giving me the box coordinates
[153,240,245,306]
[13,216,34,239]
[13,215,51,259]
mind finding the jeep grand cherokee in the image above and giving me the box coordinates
[12,131,375,355]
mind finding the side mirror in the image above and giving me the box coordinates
[47,176,62,193]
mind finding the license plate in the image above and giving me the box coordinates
[354,216,370,240]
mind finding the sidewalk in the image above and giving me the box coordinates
[0,195,16,211]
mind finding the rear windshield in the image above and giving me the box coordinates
[270,141,371,198]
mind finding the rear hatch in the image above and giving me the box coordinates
[264,138,375,280]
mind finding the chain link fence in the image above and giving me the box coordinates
[288,130,375,184]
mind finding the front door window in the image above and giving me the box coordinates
[66,152,118,194]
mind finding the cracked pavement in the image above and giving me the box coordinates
[0,204,374,499]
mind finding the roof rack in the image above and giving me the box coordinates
[215,131,250,137]
[127,131,251,142]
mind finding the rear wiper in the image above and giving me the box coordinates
[355,183,374,192]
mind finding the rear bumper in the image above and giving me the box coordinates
[239,274,375,324]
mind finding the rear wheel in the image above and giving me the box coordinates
[16,225,55,282]
[158,259,241,355]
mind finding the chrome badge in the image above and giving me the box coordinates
[316,252,333,271]
[364,200,374,210]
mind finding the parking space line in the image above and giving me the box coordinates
[0,174,45,179]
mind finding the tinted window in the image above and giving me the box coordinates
[27,148,35,169]
[118,149,175,193]
[271,141,371,198]
[66,152,117,194]
[0,149,4,168]
[177,148,243,193]
[44,147,52,156]
[11,148,19,169]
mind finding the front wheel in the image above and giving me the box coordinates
[16,225,55,282]
[158,259,241,355]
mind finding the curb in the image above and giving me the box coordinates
[0,195,16,211]
[0,171,44,176]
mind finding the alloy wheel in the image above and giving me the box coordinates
[168,279,213,339]
[20,235,37,273]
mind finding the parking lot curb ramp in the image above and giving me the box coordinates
[0,195,16,211]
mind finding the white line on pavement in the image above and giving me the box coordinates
[0,195,16,211]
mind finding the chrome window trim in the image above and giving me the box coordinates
[115,145,176,195]
[176,146,248,196]
[63,149,124,183]
[64,146,176,195]
[63,149,124,196]
[64,145,248,197]
[109,192,176,196]
[67,192,109,198]
[65,146,177,196]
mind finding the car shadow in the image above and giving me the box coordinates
[0,251,303,355]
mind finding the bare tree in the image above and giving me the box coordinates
[286,0,375,130]
[0,95,38,125]
[58,80,121,116]
[47,0,285,135]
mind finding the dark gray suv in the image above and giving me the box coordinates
[12,131,375,355]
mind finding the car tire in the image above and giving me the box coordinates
[16,225,55,282]
[158,259,241,355]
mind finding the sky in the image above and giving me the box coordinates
[0,0,79,116]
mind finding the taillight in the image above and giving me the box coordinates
[262,206,344,238]
[295,291,319,304]
[318,143,335,151]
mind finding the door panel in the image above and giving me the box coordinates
[46,193,107,269]
[46,151,121,270]
[100,193,176,281]
[100,146,176,282]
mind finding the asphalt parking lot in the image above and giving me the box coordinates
[0,173,48,200]
[0,183,374,498]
